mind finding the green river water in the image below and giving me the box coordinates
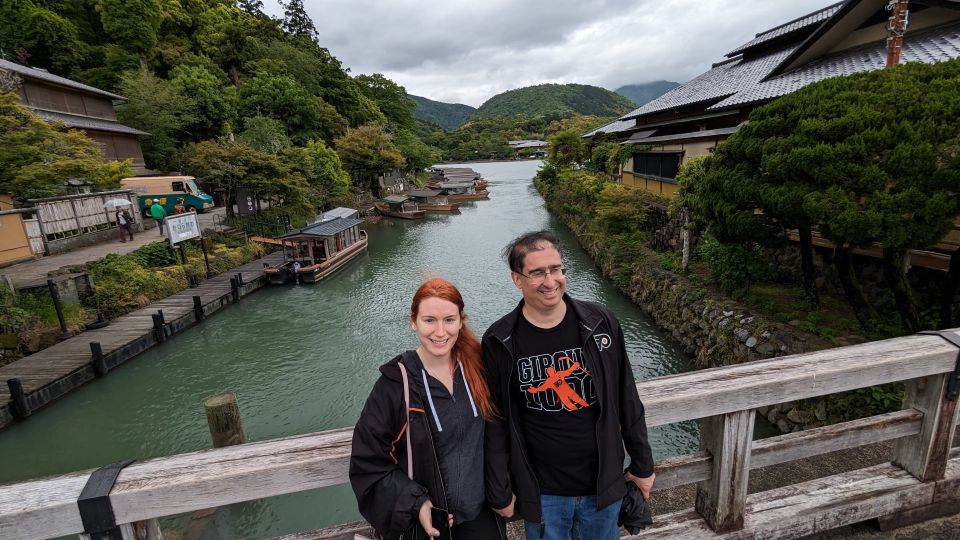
[0,160,696,538]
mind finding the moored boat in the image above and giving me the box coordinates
[375,195,425,219]
[406,190,460,213]
[432,182,490,201]
[264,215,368,284]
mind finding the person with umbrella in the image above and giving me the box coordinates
[115,207,134,242]
[150,198,167,236]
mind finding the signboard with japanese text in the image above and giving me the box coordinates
[236,186,257,216]
[166,212,201,245]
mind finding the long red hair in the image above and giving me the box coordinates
[411,278,496,419]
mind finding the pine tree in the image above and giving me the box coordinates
[280,0,318,41]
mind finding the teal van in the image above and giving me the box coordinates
[120,176,215,217]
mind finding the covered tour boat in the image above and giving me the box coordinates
[432,182,490,201]
[374,195,425,219]
[406,190,459,213]
[264,213,368,285]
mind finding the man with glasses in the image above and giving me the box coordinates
[482,230,655,539]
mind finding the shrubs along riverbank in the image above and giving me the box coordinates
[0,235,266,366]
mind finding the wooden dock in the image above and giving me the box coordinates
[0,252,285,430]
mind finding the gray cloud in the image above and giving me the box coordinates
[288,0,834,107]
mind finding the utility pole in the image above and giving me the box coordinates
[886,0,910,67]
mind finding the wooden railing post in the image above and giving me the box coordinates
[893,374,959,482]
[695,409,755,533]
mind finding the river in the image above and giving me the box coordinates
[0,160,696,538]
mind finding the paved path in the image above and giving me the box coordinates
[0,251,282,430]
[1,208,227,289]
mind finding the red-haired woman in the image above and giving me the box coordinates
[350,278,505,539]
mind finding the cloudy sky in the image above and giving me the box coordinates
[281,0,834,107]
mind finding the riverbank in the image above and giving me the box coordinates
[0,251,283,430]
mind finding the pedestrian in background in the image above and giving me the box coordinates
[116,208,134,242]
[150,199,167,236]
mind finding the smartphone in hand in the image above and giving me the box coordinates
[430,506,452,540]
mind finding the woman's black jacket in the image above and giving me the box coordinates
[350,352,448,540]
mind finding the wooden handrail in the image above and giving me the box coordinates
[1,330,958,539]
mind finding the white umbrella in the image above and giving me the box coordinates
[103,198,133,208]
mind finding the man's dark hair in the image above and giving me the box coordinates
[502,230,562,273]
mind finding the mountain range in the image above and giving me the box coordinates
[410,80,679,131]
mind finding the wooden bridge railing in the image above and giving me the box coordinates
[2,330,959,539]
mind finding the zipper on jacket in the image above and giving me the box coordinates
[581,320,607,507]
[496,335,543,523]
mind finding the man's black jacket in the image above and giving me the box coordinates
[482,295,655,524]
[349,353,447,540]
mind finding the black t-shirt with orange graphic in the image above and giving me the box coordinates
[512,303,599,496]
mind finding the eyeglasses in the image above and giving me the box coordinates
[516,265,567,283]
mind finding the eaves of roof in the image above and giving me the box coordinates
[278,217,364,238]
[727,1,844,57]
[31,109,151,136]
[0,59,125,100]
[622,125,741,145]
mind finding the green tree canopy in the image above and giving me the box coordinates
[169,64,237,141]
[283,139,351,209]
[355,73,416,130]
[335,124,405,194]
[547,129,586,169]
[239,73,347,144]
[0,92,132,201]
[116,68,196,172]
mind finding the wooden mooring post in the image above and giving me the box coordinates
[204,392,247,448]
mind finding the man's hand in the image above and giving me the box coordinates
[417,500,452,537]
[625,471,656,500]
[493,493,516,518]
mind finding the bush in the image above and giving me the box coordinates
[128,241,179,267]
[697,235,770,294]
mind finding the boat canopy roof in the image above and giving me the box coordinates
[407,189,441,198]
[382,195,409,203]
[318,207,358,221]
[436,182,473,189]
[277,217,364,239]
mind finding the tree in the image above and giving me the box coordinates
[280,0,318,41]
[394,129,439,172]
[335,124,405,196]
[237,115,291,154]
[354,73,416,130]
[239,73,348,144]
[195,5,256,87]
[546,129,586,169]
[0,0,85,73]
[186,139,310,219]
[96,0,162,65]
[0,92,132,201]
[684,60,960,331]
[284,139,351,209]
[116,68,196,172]
[169,64,237,141]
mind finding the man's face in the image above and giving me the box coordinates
[511,244,566,313]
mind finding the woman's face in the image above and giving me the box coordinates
[412,296,462,362]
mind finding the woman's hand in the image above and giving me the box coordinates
[418,500,453,537]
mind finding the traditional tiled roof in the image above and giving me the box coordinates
[582,118,635,137]
[711,22,960,109]
[0,59,125,100]
[279,217,363,238]
[623,47,798,119]
[726,2,844,57]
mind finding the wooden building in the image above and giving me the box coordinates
[586,0,960,196]
[0,59,150,175]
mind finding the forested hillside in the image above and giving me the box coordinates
[614,81,680,107]
[0,0,434,214]
[475,83,636,119]
[408,94,475,130]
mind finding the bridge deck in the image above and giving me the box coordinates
[0,252,284,429]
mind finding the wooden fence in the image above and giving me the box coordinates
[28,191,139,240]
[1,330,959,540]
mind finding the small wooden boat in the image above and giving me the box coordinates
[264,215,368,285]
[406,190,460,213]
[432,182,490,201]
[375,195,425,219]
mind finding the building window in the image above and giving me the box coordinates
[632,152,683,180]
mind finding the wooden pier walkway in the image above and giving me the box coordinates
[0,252,284,430]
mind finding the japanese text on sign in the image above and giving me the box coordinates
[166,213,201,245]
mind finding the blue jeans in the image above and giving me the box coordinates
[524,495,622,540]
